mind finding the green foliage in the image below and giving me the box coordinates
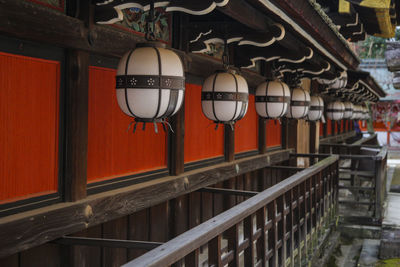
[355,28,400,59]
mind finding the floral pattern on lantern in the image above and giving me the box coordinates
[116,42,185,126]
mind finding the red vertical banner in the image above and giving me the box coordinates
[87,66,167,182]
[0,52,60,203]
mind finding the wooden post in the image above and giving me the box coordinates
[169,106,185,176]
[258,116,267,154]
[64,49,89,201]
[225,125,235,162]
[287,119,298,151]
[281,118,289,149]
[309,122,317,164]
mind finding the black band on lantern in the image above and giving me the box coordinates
[255,95,291,103]
[202,92,248,101]
[290,100,310,106]
[326,109,344,112]
[309,106,324,111]
[116,75,185,90]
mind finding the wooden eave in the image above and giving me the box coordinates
[241,0,360,70]
[347,69,387,99]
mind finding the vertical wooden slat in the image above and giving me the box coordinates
[225,125,235,162]
[309,122,317,165]
[208,235,222,267]
[304,180,309,260]
[244,215,255,266]
[259,117,267,154]
[171,195,189,238]
[202,191,213,222]
[281,195,287,267]
[128,209,149,260]
[256,207,266,267]
[213,182,224,216]
[289,190,294,267]
[20,244,60,267]
[0,254,18,267]
[102,217,128,267]
[150,202,169,242]
[64,49,89,201]
[227,224,240,266]
[190,192,202,228]
[185,248,200,267]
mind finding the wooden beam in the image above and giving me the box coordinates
[53,236,162,250]
[64,49,89,202]
[197,187,258,197]
[0,149,291,258]
[169,105,185,176]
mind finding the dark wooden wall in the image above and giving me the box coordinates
[0,166,297,267]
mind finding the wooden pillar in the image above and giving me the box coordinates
[287,119,298,151]
[258,117,267,154]
[281,118,289,149]
[64,49,89,201]
[169,106,185,176]
[225,125,235,162]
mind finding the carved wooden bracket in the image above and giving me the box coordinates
[93,0,230,24]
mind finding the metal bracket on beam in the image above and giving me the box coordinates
[197,187,258,197]
[53,236,163,250]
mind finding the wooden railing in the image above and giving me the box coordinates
[320,138,387,225]
[123,155,339,267]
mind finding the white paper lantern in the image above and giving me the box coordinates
[330,71,348,89]
[116,43,185,123]
[343,102,354,119]
[326,101,345,121]
[307,96,324,121]
[362,106,369,120]
[202,70,249,124]
[255,80,290,119]
[286,87,310,119]
[351,105,361,120]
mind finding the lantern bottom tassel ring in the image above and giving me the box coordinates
[126,119,174,134]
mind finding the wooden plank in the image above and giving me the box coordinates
[189,192,202,228]
[128,209,149,260]
[0,254,18,267]
[64,49,89,202]
[102,217,128,267]
[0,149,290,258]
[150,202,169,242]
[20,243,60,267]
[208,236,222,266]
[170,195,188,238]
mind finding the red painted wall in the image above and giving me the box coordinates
[0,52,60,203]
[266,119,281,147]
[87,66,167,182]
[235,95,258,153]
[184,83,224,163]
[327,119,332,135]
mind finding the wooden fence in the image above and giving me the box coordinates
[123,155,339,267]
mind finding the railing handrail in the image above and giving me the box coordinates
[122,155,339,267]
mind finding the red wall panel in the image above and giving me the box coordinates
[266,119,281,147]
[235,95,258,153]
[0,52,59,203]
[327,119,332,135]
[87,66,167,182]
[319,122,323,136]
[184,83,224,163]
